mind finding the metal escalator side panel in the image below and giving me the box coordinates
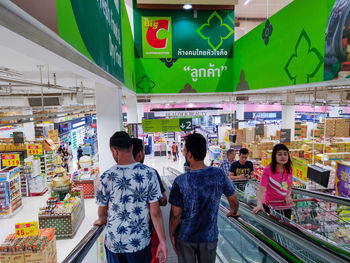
[218,205,302,263]
[235,200,350,263]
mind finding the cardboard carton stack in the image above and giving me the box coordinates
[0,228,57,263]
[243,128,255,144]
[300,124,308,138]
[325,118,336,137]
[335,118,346,137]
[346,119,350,137]
[294,121,301,137]
[290,140,304,149]
[235,129,244,145]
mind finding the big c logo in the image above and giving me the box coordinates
[142,17,172,58]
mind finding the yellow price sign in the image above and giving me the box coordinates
[1,154,20,167]
[15,221,39,237]
[261,151,271,168]
[293,157,308,183]
[27,144,43,156]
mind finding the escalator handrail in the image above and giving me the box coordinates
[218,205,302,263]
[62,225,105,263]
[292,187,350,207]
[232,200,350,262]
[166,166,182,176]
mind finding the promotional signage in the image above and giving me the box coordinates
[142,16,172,58]
[255,124,264,136]
[11,0,124,83]
[335,162,350,198]
[280,129,291,143]
[153,110,219,117]
[142,118,192,133]
[261,151,271,168]
[1,154,20,167]
[293,157,309,183]
[135,8,234,58]
[27,144,43,156]
[13,132,24,144]
[15,221,39,237]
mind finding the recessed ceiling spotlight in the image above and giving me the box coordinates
[183,4,192,10]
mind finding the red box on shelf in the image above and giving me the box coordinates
[72,178,97,199]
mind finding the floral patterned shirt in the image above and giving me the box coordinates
[96,163,162,253]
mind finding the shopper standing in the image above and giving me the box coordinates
[218,149,236,176]
[253,144,293,219]
[169,133,240,263]
[175,143,179,161]
[229,148,254,180]
[77,145,83,160]
[172,142,177,161]
[132,138,167,263]
[94,131,167,263]
[167,141,172,159]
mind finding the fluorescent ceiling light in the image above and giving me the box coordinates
[183,4,192,10]
[244,0,251,5]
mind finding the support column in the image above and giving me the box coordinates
[126,94,138,124]
[22,109,35,141]
[282,105,296,139]
[95,83,123,173]
[137,104,144,123]
[236,104,245,121]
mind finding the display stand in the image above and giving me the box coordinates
[38,192,85,239]
[45,151,56,184]
[0,166,23,218]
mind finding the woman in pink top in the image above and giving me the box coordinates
[253,144,293,219]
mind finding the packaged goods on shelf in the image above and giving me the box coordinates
[314,163,336,189]
[38,187,85,239]
[290,140,304,149]
[0,228,57,263]
[0,166,23,218]
[335,118,346,137]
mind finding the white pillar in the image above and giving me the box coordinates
[329,105,340,117]
[95,83,123,173]
[137,104,144,123]
[126,94,138,124]
[282,105,295,138]
[236,104,244,120]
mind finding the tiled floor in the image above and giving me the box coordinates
[0,153,193,262]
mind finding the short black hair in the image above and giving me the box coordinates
[239,148,249,155]
[226,149,235,156]
[132,138,144,159]
[185,133,207,161]
[110,131,132,150]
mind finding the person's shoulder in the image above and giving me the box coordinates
[247,160,254,165]
[100,164,118,179]
[231,160,239,166]
[207,166,225,176]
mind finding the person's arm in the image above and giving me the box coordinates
[150,202,168,263]
[249,162,255,178]
[155,170,168,206]
[94,206,108,226]
[253,186,266,213]
[159,192,167,206]
[169,205,182,255]
[229,172,245,180]
[226,193,240,217]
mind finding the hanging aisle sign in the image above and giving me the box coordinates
[142,118,192,133]
[1,154,20,167]
[27,144,43,156]
[293,157,308,183]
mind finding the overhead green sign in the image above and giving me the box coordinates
[142,16,172,58]
[233,0,336,92]
[134,5,234,59]
[142,118,192,132]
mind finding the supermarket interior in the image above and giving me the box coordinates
[1,0,350,262]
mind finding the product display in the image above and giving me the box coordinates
[0,166,23,218]
[38,187,85,239]
[0,228,57,263]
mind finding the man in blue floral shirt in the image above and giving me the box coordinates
[94,131,167,263]
[169,133,240,263]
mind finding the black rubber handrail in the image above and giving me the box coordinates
[292,187,350,207]
[62,225,105,263]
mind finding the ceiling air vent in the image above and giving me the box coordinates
[137,98,151,103]
[236,96,249,101]
[28,97,61,107]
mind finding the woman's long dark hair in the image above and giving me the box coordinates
[270,144,292,174]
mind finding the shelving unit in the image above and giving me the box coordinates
[45,151,56,184]
[0,166,23,218]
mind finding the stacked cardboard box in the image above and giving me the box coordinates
[0,228,57,263]
[325,118,336,137]
[311,129,322,138]
[243,128,255,144]
[335,118,346,137]
[294,121,301,137]
[300,124,308,138]
[289,149,304,159]
[346,119,350,137]
[235,129,244,145]
[290,140,304,149]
